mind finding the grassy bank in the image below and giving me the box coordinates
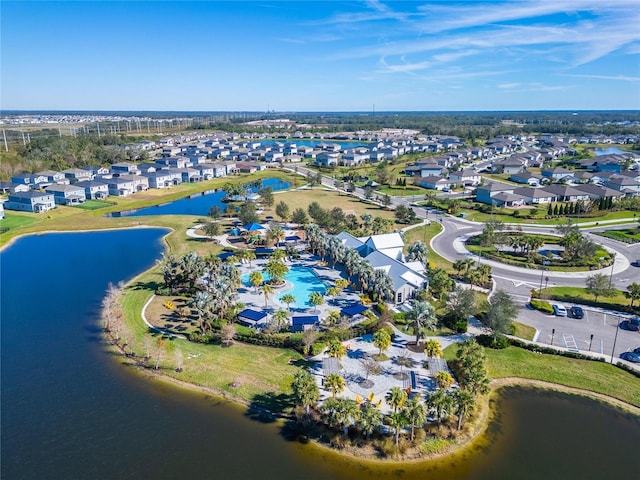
[403,222,452,272]
[444,344,640,407]
[121,268,302,411]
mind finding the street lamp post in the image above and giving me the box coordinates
[550,328,555,346]
[538,260,550,294]
[610,315,621,364]
[589,334,594,352]
[608,252,616,289]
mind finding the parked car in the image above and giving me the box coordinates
[569,306,584,319]
[552,304,567,317]
[633,347,640,354]
[620,351,640,364]
[624,316,640,331]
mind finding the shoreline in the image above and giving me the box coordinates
[0,223,172,252]
[109,337,640,466]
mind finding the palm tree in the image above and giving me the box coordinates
[308,291,324,312]
[264,257,289,284]
[423,339,443,359]
[259,283,274,308]
[453,259,466,276]
[403,395,427,442]
[409,300,436,344]
[333,398,359,437]
[426,389,453,422]
[370,269,394,303]
[269,309,289,333]
[406,241,428,264]
[357,403,383,439]
[244,250,256,267]
[327,340,346,360]
[190,291,214,334]
[249,271,263,293]
[477,264,492,284]
[324,373,346,398]
[453,388,476,430]
[342,249,361,285]
[625,282,640,307]
[279,293,296,311]
[385,386,408,413]
[268,225,285,248]
[291,370,320,416]
[385,411,407,448]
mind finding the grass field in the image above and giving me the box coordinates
[444,344,640,407]
[593,227,640,244]
[274,187,396,220]
[122,269,302,411]
[512,321,536,340]
[0,212,40,234]
[72,199,117,210]
[458,208,636,225]
[403,222,452,271]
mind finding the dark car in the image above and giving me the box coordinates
[620,351,640,364]
[624,316,640,331]
[569,306,584,319]
[634,347,640,354]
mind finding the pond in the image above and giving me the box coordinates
[593,147,626,156]
[110,177,290,217]
[2,230,639,479]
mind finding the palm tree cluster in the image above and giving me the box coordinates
[160,252,241,335]
[303,200,394,236]
[452,259,492,287]
[306,224,395,303]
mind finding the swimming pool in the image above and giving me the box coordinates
[242,266,327,309]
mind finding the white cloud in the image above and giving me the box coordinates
[561,74,640,82]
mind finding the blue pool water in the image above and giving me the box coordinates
[112,177,290,217]
[242,265,326,309]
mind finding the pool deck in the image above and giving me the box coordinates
[236,254,362,316]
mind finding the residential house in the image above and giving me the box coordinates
[316,151,339,167]
[541,184,591,202]
[0,202,4,220]
[111,162,140,175]
[341,149,369,165]
[81,165,111,177]
[5,191,56,213]
[475,182,515,204]
[45,184,87,205]
[512,187,556,204]
[142,170,182,189]
[509,171,542,186]
[265,150,284,162]
[416,176,453,191]
[573,184,625,201]
[541,167,574,182]
[76,179,110,200]
[37,170,66,185]
[604,176,640,196]
[179,168,202,183]
[449,169,482,187]
[107,175,149,196]
[0,182,30,194]
[492,158,524,174]
[62,168,93,184]
[137,163,158,174]
[491,192,526,207]
[365,250,428,304]
[10,173,36,185]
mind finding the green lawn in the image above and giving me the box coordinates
[512,321,536,340]
[122,269,302,411]
[0,212,40,233]
[73,199,117,210]
[444,344,640,407]
[540,286,631,312]
[458,208,637,226]
[593,227,640,244]
[403,222,453,271]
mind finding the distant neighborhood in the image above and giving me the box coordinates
[1,129,639,214]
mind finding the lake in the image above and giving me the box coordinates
[2,229,639,479]
[110,177,290,217]
[593,147,626,156]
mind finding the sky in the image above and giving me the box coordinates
[2,0,640,111]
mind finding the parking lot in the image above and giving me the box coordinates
[517,305,639,360]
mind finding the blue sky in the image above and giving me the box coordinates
[2,1,640,111]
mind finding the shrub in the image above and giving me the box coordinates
[155,286,172,296]
[453,319,468,333]
[529,298,554,314]
[311,341,327,356]
[476,334,509,349]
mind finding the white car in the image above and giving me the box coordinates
[552,304,567,317]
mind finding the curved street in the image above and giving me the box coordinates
[287,165,640,361]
